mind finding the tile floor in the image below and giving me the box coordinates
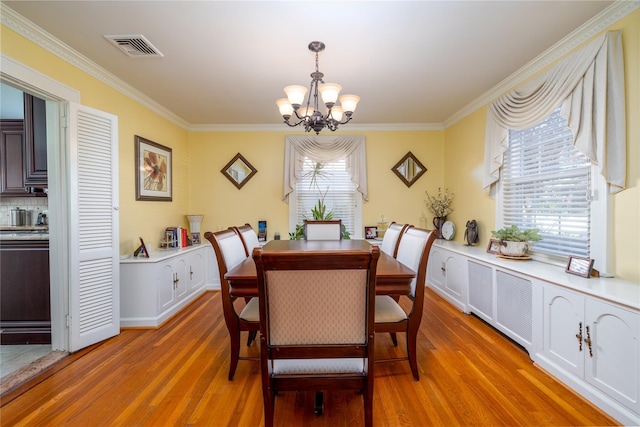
[1,344,52,379]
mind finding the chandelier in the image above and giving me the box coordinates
[276,41,360,134]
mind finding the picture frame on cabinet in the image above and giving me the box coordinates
[135,135,172,201]
[565,256,594,278]
[486,238,501,254]
[134,237,150,258]
[364,226,377,239]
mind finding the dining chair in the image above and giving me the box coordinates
[374,227,438,380]
[254,245,379,427]
[204,229,260,380]
[379,222,410,257]
[304,219,342,240]
[232,223,261,257]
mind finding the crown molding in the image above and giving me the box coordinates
[443,0,640,128]
[0,4,190,129]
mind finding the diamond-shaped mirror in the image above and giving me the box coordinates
[391,151,427,187]
[221,153,257,189]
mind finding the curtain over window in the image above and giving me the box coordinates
[483,31,626,195]
[283,135,367,203]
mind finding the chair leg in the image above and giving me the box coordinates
[389,332,398,347]
[247,330,257,346]
[228,324,241,381]
[364,388,373,427]
[314,391,324,415]
[263,387,275,427]
[406,328,420,381]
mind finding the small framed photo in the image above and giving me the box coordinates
[135,135,172,201]
[486,238,501,254]
[191,232,201,245]
[134,237,150,258]
[566,256,594,278]
[365,226,377,239]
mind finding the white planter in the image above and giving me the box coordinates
[499,241,530,256]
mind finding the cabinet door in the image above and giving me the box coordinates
[0,120,30,195]
[585,298,640,413]
[157,263,176,312]
[23,94,48,186]
[174,257,188,301]
[443,253,465,303]
[188,249,205,293]
[542,285,584,377]
[427,248,446,291]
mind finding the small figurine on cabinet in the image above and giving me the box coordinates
[464,220,479,246]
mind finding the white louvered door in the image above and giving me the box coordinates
[68,103,119,352]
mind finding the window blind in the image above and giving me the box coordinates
[295,157,356,235]
[505,109,591,258]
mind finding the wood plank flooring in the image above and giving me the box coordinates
[1,288,618,426]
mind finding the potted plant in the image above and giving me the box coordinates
[491,225,542,256]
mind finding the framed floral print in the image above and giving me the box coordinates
[135,135,172,201]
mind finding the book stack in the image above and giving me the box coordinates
[164,226,189,248]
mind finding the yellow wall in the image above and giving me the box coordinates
[188,130,444,238]
[1,26,189,255]
[444,10,640,281]
[2,8,638,281]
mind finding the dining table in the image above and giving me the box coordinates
[224,239,416,298]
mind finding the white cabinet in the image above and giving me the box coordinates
[120,245,213,328]
[429,240,639,425]
[427,246,467,312]
[541,284,640,424]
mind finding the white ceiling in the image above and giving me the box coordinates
[2,1,621,129]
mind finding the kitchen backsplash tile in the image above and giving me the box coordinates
[0,197,48,226]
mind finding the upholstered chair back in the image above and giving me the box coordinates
[304,219,342,240]
[380,222,409,257]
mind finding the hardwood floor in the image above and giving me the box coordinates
[1,288,618,426]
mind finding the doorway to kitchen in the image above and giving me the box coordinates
[0,83,57,389]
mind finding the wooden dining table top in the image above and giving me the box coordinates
[224,239,416,297]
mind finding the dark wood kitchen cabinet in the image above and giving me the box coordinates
[0,93,48,197]
[0,240,51,344]
[24,93,48,187]
[0,119,31,196]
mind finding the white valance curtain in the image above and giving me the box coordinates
[483,31,626,194]
[283,135,368,203]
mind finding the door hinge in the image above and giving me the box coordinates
[66,314,71,328]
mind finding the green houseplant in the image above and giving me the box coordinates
[491,225,542,256]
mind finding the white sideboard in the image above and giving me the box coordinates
[120,244,220,328]
[426,240,640,426]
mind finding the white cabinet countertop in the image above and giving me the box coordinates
[433,240,639,311]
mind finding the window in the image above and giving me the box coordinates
[289,157,362,238]
[499,108,606,262]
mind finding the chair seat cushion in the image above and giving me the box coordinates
[239,297,260,322]
[272,358,365,375]
[375,295,407,323]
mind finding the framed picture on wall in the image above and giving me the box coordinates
[135,135,172,201]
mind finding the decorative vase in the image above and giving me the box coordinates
[186,215,204,244]
[432,216,446,238]
[499,241,530,256]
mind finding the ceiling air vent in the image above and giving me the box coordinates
[104,34,164,58]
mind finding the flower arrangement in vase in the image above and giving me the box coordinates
[425,188,454,233]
